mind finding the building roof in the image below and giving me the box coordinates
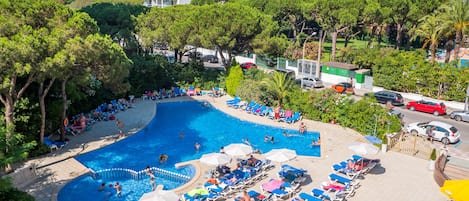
[322,62,357,70]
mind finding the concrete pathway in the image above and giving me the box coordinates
[14,95,447,201]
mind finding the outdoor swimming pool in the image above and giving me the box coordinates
[58,101,320,201]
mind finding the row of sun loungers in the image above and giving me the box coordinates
[182,159,274,201]
[226,97,302,124]
[291,155,380,201]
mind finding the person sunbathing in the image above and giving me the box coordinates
[207,176,220,185]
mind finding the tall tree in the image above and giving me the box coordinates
[35,8,99,145]
[136,5,195,61]
[52,34,131,141]
[410,13,445,63]
[310,0,363,61]
[440,0,469,62]
[81,3,148,56]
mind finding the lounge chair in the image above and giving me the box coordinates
[187,86,195,96]
[285,112,302,124]
[260,107,273,116]
[312,188,331,200]
[254,105,267,115]
[174,87,181,96]
[278,110,293,122]
[44,136,67,151]
[226,96,240,104]
[328,173,360,187]
[297,192,322,201]
[227,99,241,107]
[232,101,247,109]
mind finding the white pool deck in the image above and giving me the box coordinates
[14,95,446,201]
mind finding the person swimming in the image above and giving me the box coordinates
[159,154,168,163]
[264,135,274,143]
[243,138,251,146]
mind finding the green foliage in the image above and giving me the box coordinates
[262,71,294,107]
[0,125,37,169]
[430,148,437,160]
[225,65,244,96]
[80,3,149,56]
[382,134,388,145]
[0,177,34,201]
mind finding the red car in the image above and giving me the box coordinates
[240,62,257,69]
[406,100,446,116]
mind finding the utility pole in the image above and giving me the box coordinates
[465,83,469,111]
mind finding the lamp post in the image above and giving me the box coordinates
[302,32,317,77]
[316,30,324,79]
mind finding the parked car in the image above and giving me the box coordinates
[450,111,469,122]
[184,51,202,59]
[365,91,404,106]
[331,82,354,94]
[405,121,460,144]
[202,55,219,63]
[406,100,446,116]
[300,77,324,88]
[274,68,295,80]
[240,62,257,69]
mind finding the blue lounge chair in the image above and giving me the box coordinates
[247,104,261,114]
[281,164,308,174]
[297,192,322,201]
[226,96,240,104]
[286,112,302,124]
[328,173,360,186]
[174,87,181,96]
[227,99,241,107]
[232,101,247,109]
[44,136,67,151]
[244,101,256,111]
[311,188,331,200]
[254,105,267,115]
[260,107,273,116]
[187,86,195,96]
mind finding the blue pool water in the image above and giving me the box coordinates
[58,101,320,201]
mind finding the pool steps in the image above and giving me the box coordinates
[88,166,191,182]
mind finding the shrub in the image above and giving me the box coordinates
[225,65,244,96]
[382,135,388,145]
[430,148,437,161]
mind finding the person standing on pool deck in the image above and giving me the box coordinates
[116,119,124,138]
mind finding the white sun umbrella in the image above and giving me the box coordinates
[224,143,253,157]
[264,148,297,163]
[139,189,179,201]
[348,142,379,156]
[200,152,231,166]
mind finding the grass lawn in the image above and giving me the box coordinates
[320,39,392,62]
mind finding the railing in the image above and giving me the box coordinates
[433,154,450,187]
[388,132,432,160]
[89,167,190,183]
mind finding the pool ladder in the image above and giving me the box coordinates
[89,167,191,182]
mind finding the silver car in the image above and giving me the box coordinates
[301,77,324,88]
[450,111,469,122]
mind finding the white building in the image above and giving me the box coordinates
[143,0,191,7]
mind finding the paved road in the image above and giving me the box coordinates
[305,84,469,155]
